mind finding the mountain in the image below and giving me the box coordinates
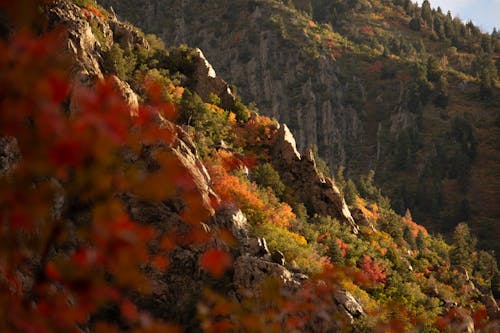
[0,0,499,332]
[98,0,500,257]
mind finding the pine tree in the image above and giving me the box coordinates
[450,223,476,272]
[328,238,344,264]
[416,230,426,252]
[421,0,433,27]
[403,226,416,249]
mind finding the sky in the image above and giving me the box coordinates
[418,0,500,33]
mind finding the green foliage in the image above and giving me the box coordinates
[474,250,498,282]
[415,230,426,252]
[450,223,476,272]
[252,163,286,197]
[231,97,250,122]
[253,222,321,273]
[378,209,403,242]
[179,89,233,156]
[357,170,390,209]
[102,43,136,80]
[403,225,416,249]
[312,145,331,178]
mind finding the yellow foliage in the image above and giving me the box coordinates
[206,103,225,115]
[355,196,379,221]
[167,83,184,99]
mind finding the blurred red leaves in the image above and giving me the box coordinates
[200,248,233,277]
[0,1,215,332]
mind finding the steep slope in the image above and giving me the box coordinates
[1,0,499,332]
[98,0,500,256]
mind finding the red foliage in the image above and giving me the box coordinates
[359,255,386,284]
[336,238,349,257]
[200,248,233,277]
[359,25,374,36]
[325,39,336,48]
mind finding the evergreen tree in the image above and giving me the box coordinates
[426,56,442,82]
[252,163,286,197]
[328,238,344,264]
[450,223,476,272]
[416,230,426,252]
[403,226,416,249]
[434,74,449,108]
[421,0,433,27]
[344,179,358,206]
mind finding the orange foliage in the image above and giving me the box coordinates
[402,210,428,237]
[210,161,295,228]
[359,25,374,36]
[200,248,233,277]
[355,197,380,222]
[336,238,349,257]
[234,115,278,161]
[85,5,106,19]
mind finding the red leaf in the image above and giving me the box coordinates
[200,248,232,278]
[45,262,61,281]
[49,138,84,167]
[121,299,139,321]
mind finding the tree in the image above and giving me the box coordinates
[327,238,345,264]
[421,0,433,27]
[252,162,286,197]
[416,230,426,252]
[434,74,449,108]
[427,56,442,82]
[403,225,416,249]
[409,16,422,31]
[450,223,476,272]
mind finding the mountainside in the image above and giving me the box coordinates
[1,0,499,332]
[98,0,500,256]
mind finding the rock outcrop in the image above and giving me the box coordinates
[47,0,104,83]
[191,48,237,110]
[109,19,149,52]
[272,124,359,233]
[334,289,365,323]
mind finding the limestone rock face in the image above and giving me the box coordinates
[110,75,139,115]
[109,19,149,52]
[233,254,300,294]
[46,1,140,117]
[334,290,365,323]
[46,0,104,83]
[191,48,237,110]
[272,125,359,233]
